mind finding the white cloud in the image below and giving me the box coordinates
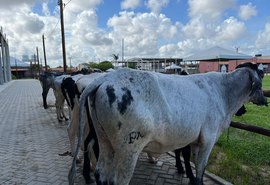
[179,15,248,57]
[42,2,50,16]
[146,0,169,14]
[107,11,180,58]
[0,0,35,9]
[188,0,235,20]
[64,0,102,14]
[255,23,270,48]
[159,44,180,57]
[121,0,141,10]
[0,0,268,68]
[182,17,212,39]
[238,3,257,21]
[215,17,246,42]
[0,3,45,56]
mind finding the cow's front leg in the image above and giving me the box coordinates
[194,138,215,185]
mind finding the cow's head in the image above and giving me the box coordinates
[236,62,268,106]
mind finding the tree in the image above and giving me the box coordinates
[98,61,113,71]
[29,63,42,78]
[29,64,41,72]
[112,54,119,68]
[127,63,136,69]
[112,54,119,61]
[89,62,99,69]
[89,61,113,71]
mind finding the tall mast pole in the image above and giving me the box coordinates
[58,0,67,73]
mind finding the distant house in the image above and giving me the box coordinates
[78,63,89,70]
[184,46,254,73]
[249,55,270,73]
[10,56,30,78]
[49,67,77,73]
[125,57,183,73]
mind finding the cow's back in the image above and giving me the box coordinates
[91,69,227,152]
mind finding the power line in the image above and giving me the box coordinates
[64,0,72,8]
[47,18,60,37]
[46,0,71,38]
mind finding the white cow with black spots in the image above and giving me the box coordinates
[52,74,70,121]
[69,63,267,185]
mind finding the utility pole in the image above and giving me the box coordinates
[122,38,124,67]
[235,46,239,53]
[33,54,37,78]
[69,56,72,71]
[15,59,18,79]
[58,0,67,73]
[40,58,43,72]
[36,47,40,75]
[30,59,33,78]
[42,34,48,72]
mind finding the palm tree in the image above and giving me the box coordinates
[112,54,119,69]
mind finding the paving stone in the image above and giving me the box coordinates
[0,80,230,185]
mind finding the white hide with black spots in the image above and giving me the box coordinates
[52,74,70,121]
[69,65,266,185]
[66,73,106,157]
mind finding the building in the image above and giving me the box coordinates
[183,46,270,73]
[78,63,89,70]
[0,26,11,84]
[249,55,270,73]
[184,46,252,73]
[125,57,184,72]
[10,56,30,78]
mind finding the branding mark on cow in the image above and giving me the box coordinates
[117,87,133,114]
[106,85,116,107]
[124,131,144,144]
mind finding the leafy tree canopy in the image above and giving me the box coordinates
[89,61,113,71]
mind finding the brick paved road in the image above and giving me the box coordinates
[0,80,228,185]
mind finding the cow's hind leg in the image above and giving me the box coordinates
[55,103,62,121]
[182,145,196,185]
[175,148,184,174]
[94,138,115,185]
[83,136,96,184]
[60,100,69,121]
[94,133,144,185]
[42,89,49,109]
[95,149,141,185]
[67,122,76,157]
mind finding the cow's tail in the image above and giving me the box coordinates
[68,77,105,185]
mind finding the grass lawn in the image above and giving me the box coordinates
[206,76,270,185]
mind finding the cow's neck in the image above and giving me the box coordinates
[222,69,252,115]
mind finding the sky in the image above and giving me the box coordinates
[1,0,270,68]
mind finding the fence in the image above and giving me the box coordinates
[229,90,270,137]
